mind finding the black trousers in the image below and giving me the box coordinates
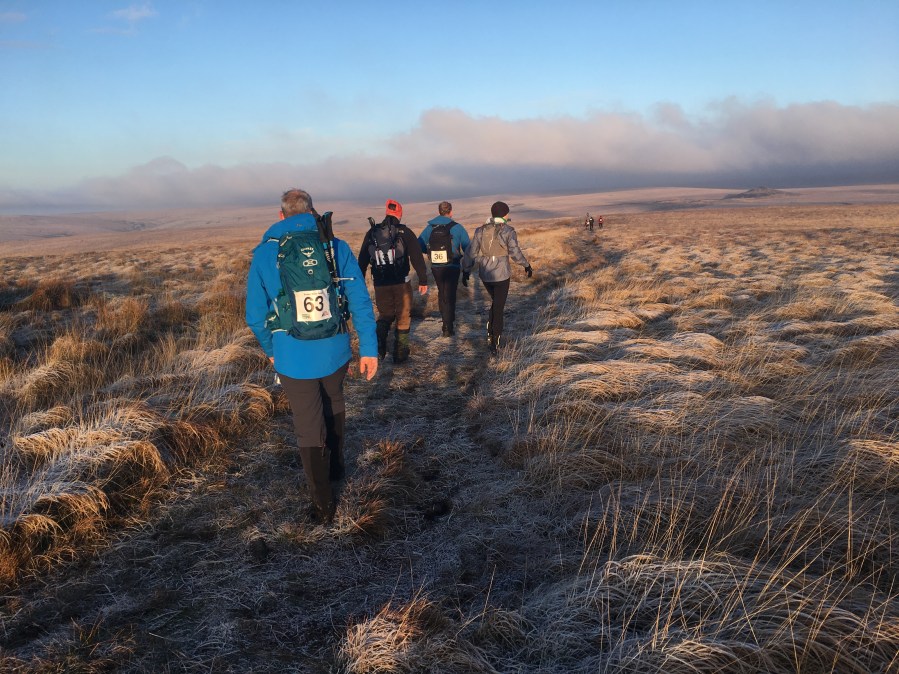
[432,266,461,329]
[280,363,348,510]
[482,278,510,337]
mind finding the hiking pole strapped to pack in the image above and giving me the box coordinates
[315,211,353,332]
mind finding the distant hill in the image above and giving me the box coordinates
[2,184,898,256]
[724,186,799,199]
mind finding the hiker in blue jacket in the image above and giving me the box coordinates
[418,201,471,336]
[246,188,378,524]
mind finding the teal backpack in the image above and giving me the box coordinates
[265,212,349,340]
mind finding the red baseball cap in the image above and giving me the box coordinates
[385,199,403,219]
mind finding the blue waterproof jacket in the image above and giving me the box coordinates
[418,216,471,270]
[245,213,377,379]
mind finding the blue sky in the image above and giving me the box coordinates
[1,1,898,212]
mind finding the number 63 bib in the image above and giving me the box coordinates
[294,288,332,322]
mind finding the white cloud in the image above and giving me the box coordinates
[111,3,157,23]
[2,100,898,212]
[93,3,157,35]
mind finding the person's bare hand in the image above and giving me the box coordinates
[418,285,428,296]
[359,356,378,381]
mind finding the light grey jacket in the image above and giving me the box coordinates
[462,217,529,283]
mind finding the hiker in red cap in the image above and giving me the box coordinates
[358,199,429,363]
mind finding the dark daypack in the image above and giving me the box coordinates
[367,218,407,284]
[265,214,348,340]
[427,221,456,265]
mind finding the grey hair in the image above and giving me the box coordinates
[281,189,314,216]
[438,201,452,216]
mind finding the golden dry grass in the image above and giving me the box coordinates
[439,208,899,672]
[0,203,896,672]
[0,244,272,589]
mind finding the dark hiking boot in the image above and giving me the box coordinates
[299,445,333,524]
[308,498,336,525]
[394,329,411,363]
[442,323,454,337]
[376,320,391,360]
[489,334,502,356]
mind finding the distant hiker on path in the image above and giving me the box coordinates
[245,188,378,524]
[418,201,471,337]
[585,213,594,231]
[597,214,604,229]
[462,201,533,355]
[358,199,429,363]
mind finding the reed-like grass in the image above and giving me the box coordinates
[0,244,278,587]
[437,215,899,672]
[1,207,896,671]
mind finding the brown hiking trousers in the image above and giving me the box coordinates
[374,282,413,330]
[280,364,348,512]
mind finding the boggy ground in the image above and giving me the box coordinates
[1,205,899,672]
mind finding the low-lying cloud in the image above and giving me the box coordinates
[3,100,898,213]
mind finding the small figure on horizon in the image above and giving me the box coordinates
[585,213,595,231]
[597,214,604,229]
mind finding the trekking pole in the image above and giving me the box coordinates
[315,212,352,331]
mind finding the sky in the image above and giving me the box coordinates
[1,1,898,214]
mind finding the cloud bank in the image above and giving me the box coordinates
[3,100,898,213]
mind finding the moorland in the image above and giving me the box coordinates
[0,188,898,672]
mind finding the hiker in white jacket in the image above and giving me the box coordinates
[462,201,532,354]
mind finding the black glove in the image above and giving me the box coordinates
[461,271,470,287]
[524,265,533,278]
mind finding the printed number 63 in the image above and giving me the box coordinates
[303,295,325,312]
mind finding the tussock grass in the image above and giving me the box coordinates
[336,439,425,539]
[184,382,273,434]
[0,244,281,587]
[17,360,102,409]
[340,597,499,674]
[1,206,897,671]
[438,212,899,672]
[0,315,16,361]
[508,553,899,673]
[15,277,90,312]
[93,295,151,339]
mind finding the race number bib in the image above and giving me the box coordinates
[430,250,449,264]
[293,289,332,323]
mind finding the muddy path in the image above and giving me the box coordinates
[0,225,595,672]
